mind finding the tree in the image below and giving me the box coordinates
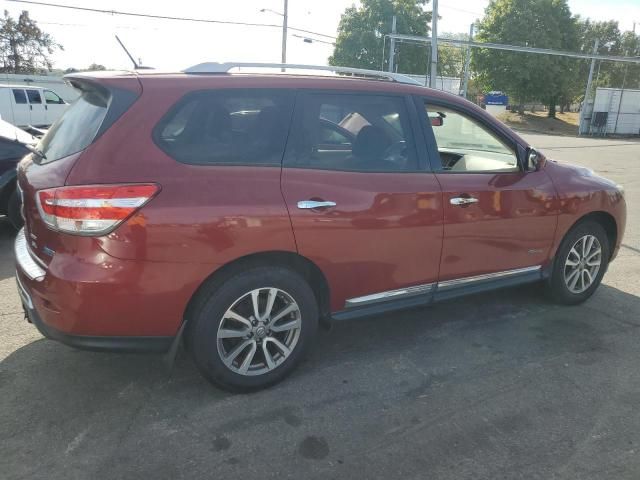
[0,10,60,73]
[578,19,640,88]
[472,0,578,116]
[438,32,468,78]
[329,0,431,75]
[87,63,106,71]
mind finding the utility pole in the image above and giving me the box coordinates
[281,0,288,64]
[388,15,397,73]
[579,39,599,136]
[429,0,438,88]
[461,23,474,98]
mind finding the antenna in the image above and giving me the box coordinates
[115,35,153,70]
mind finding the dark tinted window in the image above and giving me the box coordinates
[155,90,293,166]
[286,93,417,172]
[26,89,42,104]
[37,88,109,163]
[12,89,27,104]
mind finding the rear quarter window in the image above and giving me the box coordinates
[154,89,294,166]
[36,88,108,163]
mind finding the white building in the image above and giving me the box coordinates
[583,87,640,136]
[0,73,79,103]
[404,75,462,95]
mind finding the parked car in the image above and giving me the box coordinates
[15,65,626,392]
[0,85,68,128]
[0,119,38,228]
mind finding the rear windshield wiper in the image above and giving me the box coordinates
[17,140,47,161]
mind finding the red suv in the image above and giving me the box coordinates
[15,64,626,391]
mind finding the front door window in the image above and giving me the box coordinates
[426,104,518,173]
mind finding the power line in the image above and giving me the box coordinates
[6,0,337,39]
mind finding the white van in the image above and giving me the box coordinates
[0,85,68,128]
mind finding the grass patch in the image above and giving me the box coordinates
[497,111,580,136]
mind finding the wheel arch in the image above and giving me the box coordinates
[183,250,331,332]
[561,211,618,260]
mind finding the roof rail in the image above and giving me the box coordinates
[182,62,423,86]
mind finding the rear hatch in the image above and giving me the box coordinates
[17,73,142,265]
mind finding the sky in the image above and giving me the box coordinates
[2,0,639,71]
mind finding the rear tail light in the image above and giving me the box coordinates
[35,184,160,235]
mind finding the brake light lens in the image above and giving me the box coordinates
[36,184,159,235]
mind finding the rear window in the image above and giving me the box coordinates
[154,89,294,166]
[36,88,109,164]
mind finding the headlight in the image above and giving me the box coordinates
[616,184,625,197]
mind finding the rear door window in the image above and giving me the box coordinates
[12,89,27,104]
[26,89,42,104]
[154,90,294,166]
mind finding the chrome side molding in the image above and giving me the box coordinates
[437,265,541,290]
[345,283,434,308]
[344,265,542,308]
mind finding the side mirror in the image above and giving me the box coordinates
[527,148,544,171]
[430,117,443,127]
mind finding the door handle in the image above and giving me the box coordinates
[297,200,337,209]
[450,196,479,206]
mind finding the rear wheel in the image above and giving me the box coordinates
[187,266,319,392]
[547,221,610,305]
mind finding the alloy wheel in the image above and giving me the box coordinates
[563,234,602,294]
[216,288,302,376]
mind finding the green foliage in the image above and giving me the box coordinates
[329,0,431,74]
[0,10,60,73]
[472,0,577,116]
[438,32,469,78]
[577,21,640,90]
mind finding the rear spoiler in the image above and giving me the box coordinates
[63,73,143,141]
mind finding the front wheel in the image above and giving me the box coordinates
[547,221,610,305]
[187,266,319,392]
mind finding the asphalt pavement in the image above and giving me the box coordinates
[1,133,639,480]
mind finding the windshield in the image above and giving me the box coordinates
[36,88,109,164]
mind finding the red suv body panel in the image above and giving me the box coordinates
[15,71,626,351]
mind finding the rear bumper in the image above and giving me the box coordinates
[18,273,172,353]
[15,227,215,344]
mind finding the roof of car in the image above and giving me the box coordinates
[0,84,47,89]
[67,68,449,96]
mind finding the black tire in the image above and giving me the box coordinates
[187,266,319,392]
[546,220,610,305]
[7,189,23,230]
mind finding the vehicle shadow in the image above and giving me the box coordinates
[2,282,639,478]
[2,282,639,408]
